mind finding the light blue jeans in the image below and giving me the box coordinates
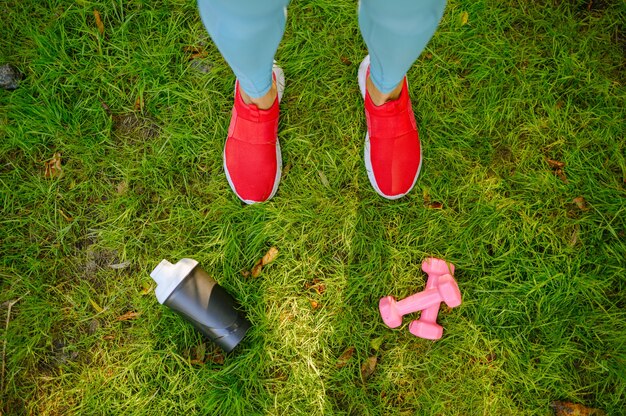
[198,0,446,98]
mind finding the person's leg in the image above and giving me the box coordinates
[357,0,446,199]
[359,0,446,102]
[197,0,289,203]
[198,0,289,106]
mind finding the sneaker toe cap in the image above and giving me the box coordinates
[224,139,279,203]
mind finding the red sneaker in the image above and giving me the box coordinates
[358,55,422,199]
[224,65,284,204]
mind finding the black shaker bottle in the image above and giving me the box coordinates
[150,258,251,352]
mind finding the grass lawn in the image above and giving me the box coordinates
[1,0,625,414]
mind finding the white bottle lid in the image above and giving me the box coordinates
[150,258,198,304]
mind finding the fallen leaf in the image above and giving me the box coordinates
[101,101,112,115]
[262,247,279,265]
[190,51,208,60]
[134,96,143,111]
[305,278,326,295]
[93,10,104,35]
[426,201,443,209]
[194,343,206,362]
[424,52,433,60]
[140,282,152,295]
[116,311,139,321]
[241,270,251,278]
[318,170,330,187]
[547,159,565,169]
[282,163,292,177]
[573,196,589,211]
[206,350,225,365]
[336,346,355,368]
[109,261,130,269]
[555,169,569,183]
[44,153,63,179]
[251,258,263,278]
[370,336,384,352]
[89,298,104,313]
[550,401,604,416]
[309,300,320,309]
[361,356,377,380]
[340,56,352,65]
[103,335,115,340]
[190,359,204,366]
[116,180,128,195]
[460,11,469,26]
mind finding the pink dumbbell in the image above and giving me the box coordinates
[408,258,457,340]
[379,273,461,329]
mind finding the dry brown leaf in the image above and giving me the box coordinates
[282,163,292,177]
[183,46,203,54]
[555,169,569,183]
[309,300,320,309]
[360,356,377,380]
[241,270,251,278]
[573,196,589,211]
[44,153,63,179]
[190,51,208,60]
[426,201,443,209]
[206,351,225,365]
[305,278,326,295]
[101,100,112,115]
[336,346,355,368]
[460,11,469,26]
[103,334,115,340]
[116,311,139,321]
[116,180,128,195]
[262,247,279,265]
[251,259,263,278]
[340,56,352,65]
[550,401,604,416]
[134,96,143,111]
[140,282,152,295]
[547,159,566,169]
[93,10,104,35]
[424,52,433,60]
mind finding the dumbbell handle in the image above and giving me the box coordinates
[420,273,450,322]
[394,286,447,316]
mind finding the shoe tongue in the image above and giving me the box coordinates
[235,84,279,122]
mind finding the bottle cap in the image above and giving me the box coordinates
[150,258,198,304]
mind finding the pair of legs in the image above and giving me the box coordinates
[197,0,446,203]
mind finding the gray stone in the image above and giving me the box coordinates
[0,64,22,90]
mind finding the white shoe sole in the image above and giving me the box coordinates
[224,64,285,204]
[358,55,422,200]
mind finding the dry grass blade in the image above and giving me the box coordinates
[93,10,104,35]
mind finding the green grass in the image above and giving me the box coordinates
[1,0,625,414]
